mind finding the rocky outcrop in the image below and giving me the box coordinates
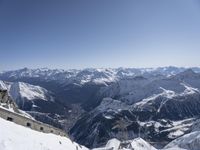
[0,89,19,113]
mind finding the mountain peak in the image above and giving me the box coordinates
[9,82,51,101]
[174,69,199,80]
[182,69,195,74]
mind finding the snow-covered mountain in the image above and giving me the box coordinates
[2,67,200,149]
[164,131,200,150]
[1,67,200,109]
[93,138,157,150]
[9,82,54,103]
[93,136,192,150]
[0,80,53,100]
[0,80,55,109]
[0,80,69,129]
[1,67,200,85]
[98,69,200,104]
[70,69,200,148]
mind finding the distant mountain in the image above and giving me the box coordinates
[70,69,200,148]
[1,67,200,85]
[1,67,199,108]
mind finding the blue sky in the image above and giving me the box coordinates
[0,0,200,70]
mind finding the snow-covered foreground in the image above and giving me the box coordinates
[0,118,88,150]
[0,116,199,150]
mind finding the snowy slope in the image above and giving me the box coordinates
[130,138,157,150]
[164,131,200,150]
[93,138,121,150]
[0,118,88,150]
[93,137,189,150]
[0,80,53,102]
[9,82,53,101]
[135,83,200,110]
[93,138,157,150]
[0,80,9,90]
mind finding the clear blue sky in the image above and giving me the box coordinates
[0,0,200,70]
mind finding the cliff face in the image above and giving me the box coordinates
[0,89,19,113]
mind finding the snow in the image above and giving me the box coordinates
[1,67,196,86]
[135,87,176,108]
[0,81,8,90]
[92,138,121,150]
[0,105,15,113]
[93,138,157,150]
[168,130,184,139]
[0,118,88,150]
[180,83,199,96]
[135,84,200,112]
[0,80,54,104]
[159,87,176,99]
[163,148,187,150]
[17,82,47,100]
[103,114,114,119]
[164,131,200,150]
[105,138,121,150]
[130,138,157,150]
[96,98,130,112]
[161,118,194,139]
[0,116,197,150]
[93,77,115,85]
[9,82,52,101]
[0,105,34,119]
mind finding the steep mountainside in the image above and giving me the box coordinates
[70,70,200,148]
[164,131,200,150]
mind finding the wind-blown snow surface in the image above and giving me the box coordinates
[0,118,88,150]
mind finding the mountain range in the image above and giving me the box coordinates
[1,66,200,149]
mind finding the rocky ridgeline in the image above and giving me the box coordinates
[0,89,19,113]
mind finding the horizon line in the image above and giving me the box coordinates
[1,65,200,72]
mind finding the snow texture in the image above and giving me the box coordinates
[0,118,88,150]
